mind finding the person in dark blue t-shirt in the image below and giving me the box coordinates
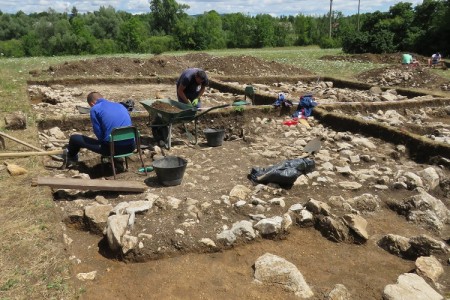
[62,92,135,167]
[176,68,209,108]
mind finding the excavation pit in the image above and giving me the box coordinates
[27,54,450,298]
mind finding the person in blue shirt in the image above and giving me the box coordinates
[176,68,209,108]
[62,92,135,167]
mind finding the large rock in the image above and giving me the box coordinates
[378,234,448,259]
[326,284,351,300]
[4,112,27,129]
[347,193,380,213]
[377,234,411,258]
[418,167,440,190]
[105,214,129,251]
[254,253,313,298]
[84,204,113,235]
[342,214,369,242]
[316,216,350,243]
[254,216,283,236]
[305,199,331,216]
[383,273,443,300]
[415,256,444,282]
[229,185,252,200]
[231,220,256,240]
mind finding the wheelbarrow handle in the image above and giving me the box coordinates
[194,104,230,118]
[195,102,250,118]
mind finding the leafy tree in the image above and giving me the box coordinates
[48,19,77,54]
[370,29,396,53]
[293,15,312,45]
[149,0,189,35]
[88,6,123,39]
[193,11,226,50]
[71,6,78,18]
[412,0,447,54]
[70,16,96,54]
[92,39,119,54]
[0,39,25,57]
[253,14,275,48]
[274,21,294,47]
[222,13,255,48]
[172,15,196,49]
[383,2,415,50]
[342,31,370,53]
[117,18,145,52]
[22,31,44,56]
[0,13,31,40]
[139,35,174,54]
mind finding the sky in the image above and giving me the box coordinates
[0,0,424,17]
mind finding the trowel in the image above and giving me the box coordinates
[300,137,322,158]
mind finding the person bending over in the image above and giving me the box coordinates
[62,92,135,167]
[176,68,209,108]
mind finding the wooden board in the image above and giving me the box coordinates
[0,132,63,160]
[0,149,63,158]
[33,177,147,193]
[298,118,311,128]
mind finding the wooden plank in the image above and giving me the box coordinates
[298,118,311,128]
[0,131,63,161]
[33,177,147,193]
[0,149,63,158]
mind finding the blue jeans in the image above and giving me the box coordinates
[67,134,135,159]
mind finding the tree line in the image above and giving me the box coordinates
[0,0,448,58]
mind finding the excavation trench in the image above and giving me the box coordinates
[19,53,450,299]
[30,76,450,263]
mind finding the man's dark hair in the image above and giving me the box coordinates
[196,70,208,82]
[87,92,102,104]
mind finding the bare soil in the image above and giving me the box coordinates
[357,65,450,90]
[320,52,430,65]
[35,53,313,78]
[321,53,450,91]
[151,100,183,113]
[30,53,450,299]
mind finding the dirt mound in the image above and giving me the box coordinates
[40,53,313,78]
[320,52,429,65]
[356,65,450,90]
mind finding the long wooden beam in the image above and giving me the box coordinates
[0,149,63,158]
[0,132,63,161]
[32,177,148,193]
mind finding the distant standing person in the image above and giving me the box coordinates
[176,68,209,108]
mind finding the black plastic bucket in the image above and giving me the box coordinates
[204,128,225,147]
[152,156,187,186]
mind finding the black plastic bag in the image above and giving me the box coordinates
[249,158,315,186]
[120,99,135,111]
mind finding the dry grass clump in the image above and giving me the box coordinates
[0,56,79,298]
[0,160,76,299]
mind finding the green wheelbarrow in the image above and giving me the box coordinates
[140,99,249,149]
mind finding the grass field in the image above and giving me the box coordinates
[0,46,447,299]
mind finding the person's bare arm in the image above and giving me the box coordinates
[177,84,190,104]
[198,86,206,99]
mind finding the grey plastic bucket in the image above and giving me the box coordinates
[152,156,187,186]
[203,128,225,147]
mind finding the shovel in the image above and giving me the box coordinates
[299,137,322,158]
[76,106,91,114]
